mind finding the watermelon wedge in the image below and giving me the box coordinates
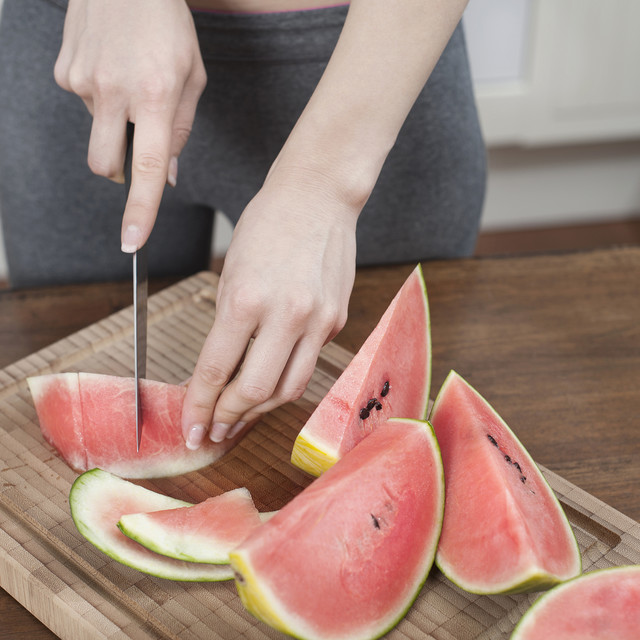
[291,264,431,476]
[230,418,444,640]
[510,565,640,639]
[429,371,581,594]
[69,469,234,581]
[117,487,264,564]
[28,372,252,478]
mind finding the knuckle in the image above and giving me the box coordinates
[284,290,316,326]
[87,153,117,179]
[224,286,265,321]
[197,363,231,390]
[237,381,272,406]
[134,151,166,175]
[139,73,178,103]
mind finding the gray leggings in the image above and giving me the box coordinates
[0,0,486,288]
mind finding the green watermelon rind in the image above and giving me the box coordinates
[69,469,234,582]
[430,371,582,595]
[231,419,445,640]
[509,565,640,639]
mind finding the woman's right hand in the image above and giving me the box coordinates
[54,0,207,253]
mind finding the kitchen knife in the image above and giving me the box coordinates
[125,123,147,452]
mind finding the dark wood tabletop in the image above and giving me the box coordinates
[1,247,638,639]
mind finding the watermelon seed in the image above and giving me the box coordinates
[520,475,527,483]
[371,514,381,529]
[375,402,382,411]
[359,408,370,420]
[504,454,512,463]
[366,398,378,411]
[234,570,246,584]
[381,381,390,397]
[487,434,498,447]
[514,462,522,472]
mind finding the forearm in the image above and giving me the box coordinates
[270,0,469,213]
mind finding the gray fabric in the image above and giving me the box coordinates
[0,0,486,288]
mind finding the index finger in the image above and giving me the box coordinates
[120,111,173,253]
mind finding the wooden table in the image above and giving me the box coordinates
[1,247,638,639]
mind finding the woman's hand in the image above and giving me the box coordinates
[181,165,359,447]
[54,0,206,252]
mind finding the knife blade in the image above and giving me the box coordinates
[133,246,147,452]
[125,123,147,452]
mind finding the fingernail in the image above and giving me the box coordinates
[185,424,205,450]
[121,225,142,253]
[167,156,178,188]
[210,422,230,443]
[226,421,246,440]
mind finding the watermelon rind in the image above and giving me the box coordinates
[510,565,640,639]
[430,371,582,595]
[291,264,431,477]
[69,469,234,581]
[230,418,445,640]
[117,487,263,564]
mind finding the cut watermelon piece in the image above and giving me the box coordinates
[291,264,431,476]
[69,469,234,581]
[429,371,581,594]
[118,487,263,564]
[511,565,640,640]
[230,418,444,640]
[28,372,252,478]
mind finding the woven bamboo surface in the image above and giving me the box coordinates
[1,271,638,640]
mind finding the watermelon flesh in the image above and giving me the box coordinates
[28,372,252,478]
[511,565,640,639]
[291,264,431,476]
[230,418,444,640]
[69,468,234,581]
[118,487,264,564]
[429,371,581,594]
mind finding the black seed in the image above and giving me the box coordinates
[234,570,246,584]
[360,408,370,420]
[371,514,381,529]
[520,475,526,483]
[375,402,383,411]
[381,381,390,397]
[487,434,498,447]
[514,462,522,472]
[504,455,511,463]
[366,398,378,411]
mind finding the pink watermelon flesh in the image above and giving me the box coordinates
[230,418,444,640]
[28,372,251,478]
[291,264,431,476]
[511,565,640,640]
[118,487,263,563]
[429,371,581,594]
[69,468,233,581]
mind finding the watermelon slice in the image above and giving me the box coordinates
[117,487,264,564]
[28,372,252,478]
[291,264,431,476]
[510,565,640,639]
[69,469,234,581]
[429,371,581,594]
[230,418,444,640]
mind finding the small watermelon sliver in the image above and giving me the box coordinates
[118,487,264,564]
[429,371,581,594]
[511,565,640,640]
[291,264,431,477]
[230,418,445,640]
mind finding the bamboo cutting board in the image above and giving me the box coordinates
[1,271,639,640]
